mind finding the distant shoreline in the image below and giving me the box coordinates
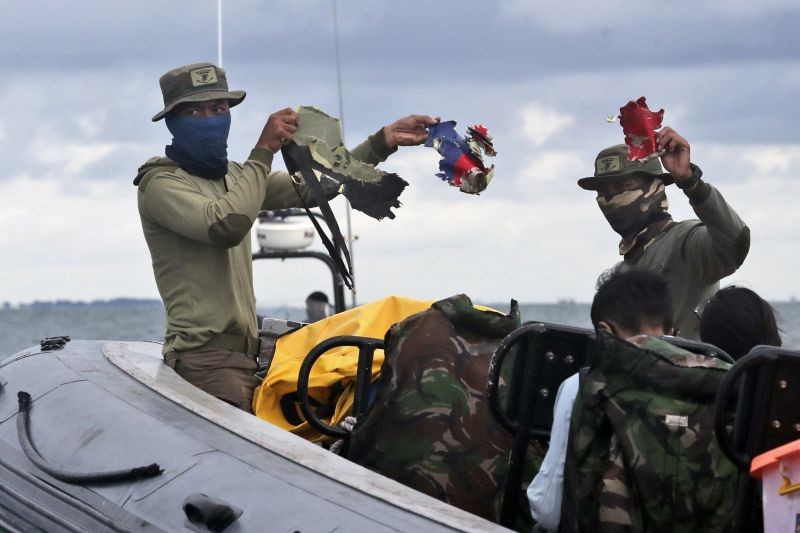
[2,297,797,310]
[1,298,162,310]
[2,300,798,357]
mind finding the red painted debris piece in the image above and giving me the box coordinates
[619,97,664,161]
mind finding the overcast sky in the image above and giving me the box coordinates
[1,0,799,308]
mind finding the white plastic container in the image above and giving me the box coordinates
[750,438,800,533]
[255,217,315,251]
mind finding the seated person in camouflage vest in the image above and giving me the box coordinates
[527,270,675,531]
[530,270,737,532]
[134,62,439,412]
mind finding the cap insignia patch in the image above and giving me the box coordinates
[190,67,218,87]
[596,155,621,175]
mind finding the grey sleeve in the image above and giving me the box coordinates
[260,170,342,210]
[349,127,397,166]
[142,152,275,248]
[681,179,750,283]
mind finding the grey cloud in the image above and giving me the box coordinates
[4,1,798,80]
[1,2,798,192]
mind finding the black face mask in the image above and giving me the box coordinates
[165,112,231,179]
[596,179,670,242]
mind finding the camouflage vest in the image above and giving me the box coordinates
[562,333,737,533]
[347,294,544,525]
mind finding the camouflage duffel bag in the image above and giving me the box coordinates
[348,294,545,524]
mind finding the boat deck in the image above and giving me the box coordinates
[0,340,507,532]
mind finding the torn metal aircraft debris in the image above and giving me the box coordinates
[618,97,665,162]
[425,121,496,194]
[289,106,408,220]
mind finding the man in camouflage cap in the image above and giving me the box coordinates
[579,127,750,339]
[134,62,438,412]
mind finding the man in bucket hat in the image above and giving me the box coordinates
[579,127,750,339]
[134,62,438,412]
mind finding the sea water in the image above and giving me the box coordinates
[1,300,799,359]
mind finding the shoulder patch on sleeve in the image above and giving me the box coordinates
[208,214,252,248]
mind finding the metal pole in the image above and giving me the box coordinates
[332,0,345,132]
[217,0,223,66]
[332,0,356,309]
[252,250,346,314]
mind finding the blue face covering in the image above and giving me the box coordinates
[165,112,231,178]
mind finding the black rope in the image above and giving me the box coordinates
[282,142,354,290]
[16,391,163,485]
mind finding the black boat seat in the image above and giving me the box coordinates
[295,335,383,441]
[714,346,800,533]
[486,321,596,527]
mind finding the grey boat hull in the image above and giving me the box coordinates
[0,340,506,532]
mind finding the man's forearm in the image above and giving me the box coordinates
[678,163,712,205]
[687,171,750,272]
[350,127,397,166]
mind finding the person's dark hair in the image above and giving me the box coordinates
[306,291,328,303]
[698,286,782,360]
[591,270,673,334]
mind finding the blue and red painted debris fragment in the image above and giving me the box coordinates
[425,121,496,194]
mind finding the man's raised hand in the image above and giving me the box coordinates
[384,115,440,148]
[657,127,693,182]
[257,108,299,153]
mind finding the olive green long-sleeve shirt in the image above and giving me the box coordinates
[135,132,394,354]
[617,176,750,340]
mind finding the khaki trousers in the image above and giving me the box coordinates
[164,348,260,413]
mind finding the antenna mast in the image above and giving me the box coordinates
[217,0,223,66]
[332,0,357,308]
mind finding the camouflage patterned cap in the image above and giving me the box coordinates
[151,62,246,121]
[578,144,673,190]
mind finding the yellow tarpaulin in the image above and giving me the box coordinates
[252,295,434,441]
